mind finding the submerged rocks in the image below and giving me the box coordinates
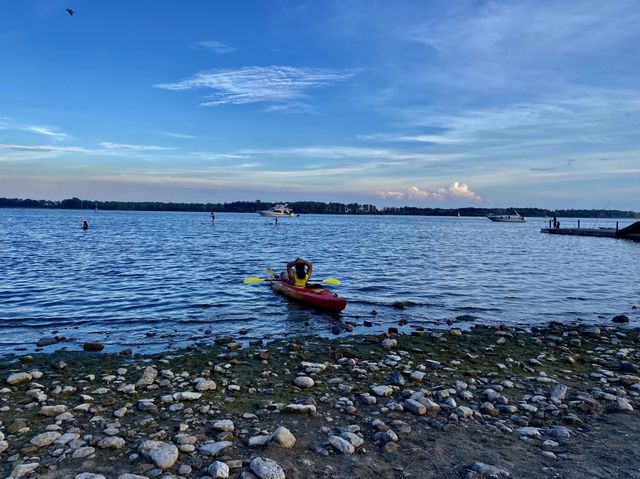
[83,342,105,352]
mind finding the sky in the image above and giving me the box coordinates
[0,0,639,209]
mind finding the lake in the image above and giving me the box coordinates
[0,208,638,356]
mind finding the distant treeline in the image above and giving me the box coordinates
[0,197,638,218]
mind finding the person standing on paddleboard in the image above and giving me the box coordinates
[286,258,313,288]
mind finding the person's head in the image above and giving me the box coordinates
[295,262,307,279]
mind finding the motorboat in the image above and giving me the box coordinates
[258,203,297,218]
[487,211,527,222]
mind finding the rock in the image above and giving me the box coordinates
[139,440,179,469]
[72,447,96,459]
[370,385,393,397]
[0,440,8,453]
[39,405,68,417]
[75,474,106,479]
[173,391,202,401]
[98,436,125,449]
[10,463,40,478]
[612,315,630,323]
[199,441,233,456]
[284,404,316,414]
[545,426,571,439]
[248,435,271,447]
[36,337,58,347]
[381,338,397,349]
[404,399,426,415]
[136,366,158,387]
[340,431,364,448]
[117,475,149,479]
[270,426,296,448]
[329,435,355,454]
[550,384,568,403]
[208,461,230,478]
[616,397,634,412]
[293,376,315,388]
[211,419,235,432]
[194,379,217,391]
[516,427,541,438]
[470,462,511,478]
[417,397,441,414]
[178,465,192,476]
[6,372,32,385]
[83,342,105,352]
[456,406,474,419]
[250,457,286,479]
[30,431,61,448]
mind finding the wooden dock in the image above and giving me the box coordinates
[541,221,640,241]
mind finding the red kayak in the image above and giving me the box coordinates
[266,268,347,312]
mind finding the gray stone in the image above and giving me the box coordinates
[293,376,314,388]
[39,405,68,417]
[72,447,96,459]
[98,436,125,449]
[211,419,235,432]
[270,426,296,448]
[194,379,217,391]
[75,474,106,479]
[250,457,286,479]
[370,385,393,397]
[328,435,354,454]
[30,431,61,448]
[173,391,202,401]
[340,431,364,448]
[7,372,32,385]
[36,337,58,347]
[139,440,179,469]
[470,462,511,478]
[199,441,233,456]
[550,384,568,402]
[0,440,8,453]
[10,463,40,478]
[248,435,271,447]
[404,398,426,415]
[208,461,230,478]
[136,366,158,386]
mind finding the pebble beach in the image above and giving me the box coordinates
[2,318,640,479]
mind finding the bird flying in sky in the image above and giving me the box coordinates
[66,8,76,16]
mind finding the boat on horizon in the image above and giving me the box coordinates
[487,211,527,223]
[258,203,297,218]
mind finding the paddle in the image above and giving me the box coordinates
[244,277,341,285]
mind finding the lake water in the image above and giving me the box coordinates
[0,208,638,356]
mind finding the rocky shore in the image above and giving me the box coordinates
[2,322,640,479]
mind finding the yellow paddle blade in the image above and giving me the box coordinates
[322,278,341,285]
[243,277,265,284]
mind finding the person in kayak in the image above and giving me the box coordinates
[287,257,313,288]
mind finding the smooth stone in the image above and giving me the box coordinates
[404,399,426,415]
[98,436,125,449]
[208,461,230,479]
[83,342,105,352]
[470,462,511,478]
[30,431,61,448]
[139,440,179,469]
[75,474,106,479]
[6,372,32,385]
[211,419,235,432]
[340,431,364,448]
[293,376,315,388]
[248,435,271,447]
[329,435,355,454]
[270,426,296,448]
[199,441,233,456]
[10,463,40,478]
[36,337,58,347]
[370,385,393,397]
[40,405,68,416]
[250,457,286,479]
[72,447,96,459]
[136,366,158,386]
[194,379,217,391]
[173,391,202,401]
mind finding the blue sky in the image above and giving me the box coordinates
[1,0,639,208]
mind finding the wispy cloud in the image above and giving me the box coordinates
[193,40,237,54]
[157,131,196,139]
[25,126,68,140]
[0,143,88,153]
[154,66,360,107]
[99,142,175,151]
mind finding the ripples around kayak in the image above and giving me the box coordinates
[0,209,638,355]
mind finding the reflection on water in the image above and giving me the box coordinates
[0,209,638,355]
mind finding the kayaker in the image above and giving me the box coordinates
[287,257,313,288]
[82,220,89,230]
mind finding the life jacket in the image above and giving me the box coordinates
[293,273,309,288]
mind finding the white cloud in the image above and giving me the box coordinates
[25,126,68,140]
[154,66,360,107]
[157,131,196,139]
[99,142,175,151]
[0,143,88,153]
[448,181,480,201]
[194,40,237,54]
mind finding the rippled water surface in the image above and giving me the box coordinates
[1,209,638,355]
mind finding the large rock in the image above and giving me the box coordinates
[0,440,9,453]
[98,436,125,449]
[328,435,355,455]
[173,391,202,401]
[404,398,426,415]
[30,432,61,448]
[139,440,179,469]
[6,372,32,385]
[370,385,393,397]
[83,342,104,352]
[194,379,217,391]
[293,376,314,388]
[270,426,296,448]
[211,419,235,432]
[250,457,286,479]
[135,366,158,387]
[39,405,68,417]
[10,463,39,478]
[36,337,58,347]
[199,441,233,456]
[470,462,511,478]
[208,461,229,478]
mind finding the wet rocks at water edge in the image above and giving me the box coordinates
[1,322,640,478]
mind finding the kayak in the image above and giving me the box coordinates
[266,268,347,312]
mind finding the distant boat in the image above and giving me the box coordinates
[487,211,527,223]
[258,203,297,218]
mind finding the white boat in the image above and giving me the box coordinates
[487,211,527,222]
[258,203,297,218]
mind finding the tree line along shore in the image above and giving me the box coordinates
[1,197,638,219]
